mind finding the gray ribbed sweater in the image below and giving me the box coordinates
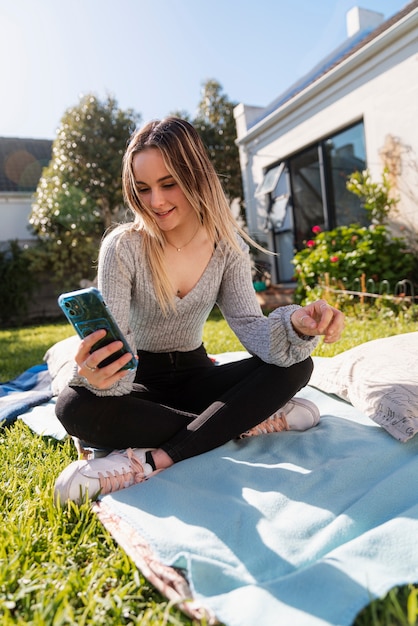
[70,225,317,396]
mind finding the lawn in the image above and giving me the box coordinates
[1,307,417,625]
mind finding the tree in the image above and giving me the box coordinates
[193,80,243,206]
[29,94,140,289]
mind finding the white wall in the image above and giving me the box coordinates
[0,195,36,242]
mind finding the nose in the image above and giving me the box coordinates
[150,187,165,210]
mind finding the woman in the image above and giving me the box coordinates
[55,117,344,504]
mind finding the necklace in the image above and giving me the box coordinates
[165,224,200,252]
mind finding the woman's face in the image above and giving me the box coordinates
[132,147,195,233]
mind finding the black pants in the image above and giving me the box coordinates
[56,345,313,463]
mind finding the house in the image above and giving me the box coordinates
[234,1,418,283]
[0,137,52,247]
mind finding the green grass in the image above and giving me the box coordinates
[0,321,74,381]
[0,425,184,625]
[0,308,417,625]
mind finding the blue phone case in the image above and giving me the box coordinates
[58,287,138,371]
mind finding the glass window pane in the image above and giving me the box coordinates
[326,123,368,226]
[272,167,289,199]
[289,147,325,250]
[255,162,284,196]
[270,196,288,230]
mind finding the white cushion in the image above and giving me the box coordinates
[43,335,80,396]
[310,332,418,442]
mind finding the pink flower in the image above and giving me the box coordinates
[330,255,339,263]
[306,240,315,248]
[312,225,321,234]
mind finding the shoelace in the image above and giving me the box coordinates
[97,448,147,495]
[239,411,289,438]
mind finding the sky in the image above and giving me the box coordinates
[0,0,411,140]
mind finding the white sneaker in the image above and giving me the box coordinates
[239,398,320,438]
[54,447,157,505]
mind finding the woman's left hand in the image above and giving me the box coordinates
[291,299,345,344]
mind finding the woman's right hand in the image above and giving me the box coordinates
[75,329,136,390]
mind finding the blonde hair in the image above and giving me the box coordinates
[122,117,261,312]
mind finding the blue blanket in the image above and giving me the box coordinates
[98,386,418,626]
[0,365,67,439]
[0,364,52,424]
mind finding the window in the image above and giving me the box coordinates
[325,123,367,227]
[288,146,325,250]
[288,121,366,250]
[256,122,368,282]
[255,162,284,196]
[268,164,291,231]
[257,121,367,282]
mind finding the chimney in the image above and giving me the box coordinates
[346,6,384,37]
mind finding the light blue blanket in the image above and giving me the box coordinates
[5,360,418,624]
[100,386,418,626]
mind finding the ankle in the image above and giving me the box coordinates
[151,449,174,470]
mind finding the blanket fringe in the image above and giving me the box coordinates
[93,500,218,625]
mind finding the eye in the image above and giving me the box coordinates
[136,186,150,194]
[162,182,176,189]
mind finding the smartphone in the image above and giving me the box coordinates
[58,287,138,371]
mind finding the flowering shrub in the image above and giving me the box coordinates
[292,224,416,304]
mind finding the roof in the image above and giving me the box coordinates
[0,137,52,193]
[248,0,418,130]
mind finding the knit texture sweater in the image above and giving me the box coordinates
[70,225,317,396]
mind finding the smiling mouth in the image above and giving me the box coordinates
[154,207,175,217]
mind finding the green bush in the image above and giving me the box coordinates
[0,241,37,327]
[292,224,416,304]
[346,168,398,224]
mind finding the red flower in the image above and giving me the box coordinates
[312,225,321,234]
[330,255,339,262]
[306,240,315,248]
